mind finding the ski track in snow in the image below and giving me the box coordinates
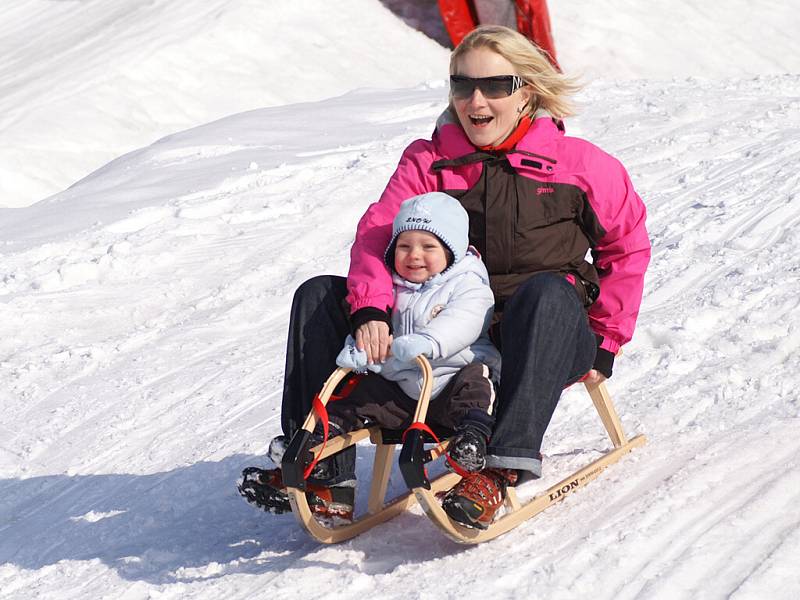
[2,34,800,600]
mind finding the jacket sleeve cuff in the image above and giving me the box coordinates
[593,347,615,379]
[350,306,392,335]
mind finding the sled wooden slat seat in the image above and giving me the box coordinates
[283,355,645,545]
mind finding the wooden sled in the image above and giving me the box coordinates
[280,361,459,544]
[402,358,646,543]
[281,357,645,544]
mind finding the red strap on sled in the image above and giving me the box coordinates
[402,421,438,443]
[402,421,472,479]
[303,374,362,480]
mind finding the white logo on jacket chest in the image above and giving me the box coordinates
[430,304,445,319]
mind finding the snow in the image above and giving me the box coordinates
[0,0,448,208]
[550,0,800,80]
[2,1,800,599]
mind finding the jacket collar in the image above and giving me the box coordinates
[433,109,476,160]
[433,109,562,173]
[432,108,564,166]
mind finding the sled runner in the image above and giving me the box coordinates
[281,356,645,544]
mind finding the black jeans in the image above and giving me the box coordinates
[280,272,595,482]
[281,275,356,485]
[484,273,596,476]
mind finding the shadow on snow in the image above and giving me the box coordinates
[0,452,463,583]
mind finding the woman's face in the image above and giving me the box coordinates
[452,48,531,147]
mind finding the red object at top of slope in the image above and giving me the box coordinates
[438,0,558,69]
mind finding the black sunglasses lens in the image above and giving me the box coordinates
[450,76,514,99]
[450,78,476,98]
[481,79,513,99]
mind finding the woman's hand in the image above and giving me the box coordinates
[582,369,607,386]
[355,320,392,365]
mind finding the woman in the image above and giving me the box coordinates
[244,25,650,529]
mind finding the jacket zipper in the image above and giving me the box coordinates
[404,289,422,335]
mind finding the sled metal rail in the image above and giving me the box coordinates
[283,356,645,544]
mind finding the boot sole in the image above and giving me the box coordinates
[237,470,292,514]
[238,481,292,514]
[238,470,354,521]
[441,495,489,530]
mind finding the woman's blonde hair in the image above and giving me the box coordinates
[449,25,580,119]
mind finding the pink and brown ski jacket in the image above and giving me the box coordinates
[346,111,650,375]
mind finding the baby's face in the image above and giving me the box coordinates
[394,230,448,283]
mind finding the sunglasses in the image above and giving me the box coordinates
[449,75,526,99]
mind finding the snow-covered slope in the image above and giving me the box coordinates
[2,74,800,599]
[0,0,448,208]
[2,1,800,599]
[6,1,800,210]
[550,0,800,80]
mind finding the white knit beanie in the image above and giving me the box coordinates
[384,192,469,269]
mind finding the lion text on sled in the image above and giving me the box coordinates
[280,355,645,544]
